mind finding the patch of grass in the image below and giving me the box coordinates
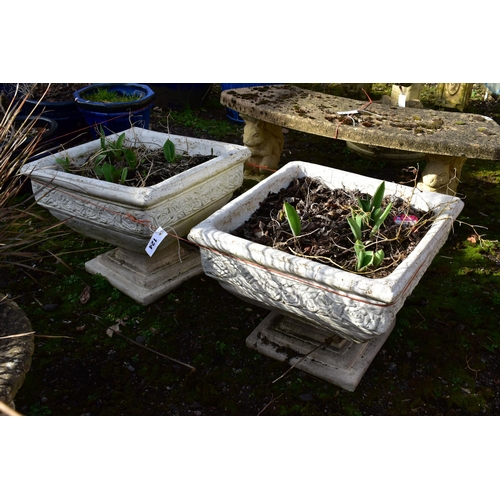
[27,402,52,416]
[82,88,140,103]
[168,109,238,139]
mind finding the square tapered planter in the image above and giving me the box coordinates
[188,161,464,390]
[21,127,250,305]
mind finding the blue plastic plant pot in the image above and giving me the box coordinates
[220,84,280,124]
[74,83,156,137]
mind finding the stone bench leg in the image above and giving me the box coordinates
[417,154,466,195]
[241,115,284,175]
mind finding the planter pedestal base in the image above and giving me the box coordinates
[246,312,394,391]
[85,243,202,305]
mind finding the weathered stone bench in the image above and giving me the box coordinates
[221,85,500,194]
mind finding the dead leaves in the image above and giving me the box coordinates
[79,285,91,304]
[106,319,127,338]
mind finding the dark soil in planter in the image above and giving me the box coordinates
[29,84,87,102]
[134,151,216,186]
[233,176,432,278]
[76,147,216,187]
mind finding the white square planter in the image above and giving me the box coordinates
[188,161,464,390]
[21,127,250,305]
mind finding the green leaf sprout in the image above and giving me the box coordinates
[283,201,302,238]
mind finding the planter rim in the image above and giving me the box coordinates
[15,115,58,138]
[189,161,464,305]
[20,127,250,207]
[73,83,155,112]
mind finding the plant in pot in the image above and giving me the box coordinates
[188,161,464,391]
[20,126,251,305]
[73,83,156,138]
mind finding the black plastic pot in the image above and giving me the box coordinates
[15,115,59,156]
[74,83,156,137]
[18,89,87,146]
[4,115,59,194]
[6,115,58,159]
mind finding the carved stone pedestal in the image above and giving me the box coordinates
[246,312,394,391]
[241,114,284,174]
[417,154,467,195]
[85,242,202,306]
[435,84,473,112]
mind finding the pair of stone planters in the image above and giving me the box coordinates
[188,161,464,391]
[21,127,251,305]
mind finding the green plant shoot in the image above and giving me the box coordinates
[55,156,71,172]
[283,201,301,238]
[58,129,179,185]
[354,240,385,271]
[163,139,176,163]
[347,215,363,241]
[348,182,391,272]
[355,181,393,237]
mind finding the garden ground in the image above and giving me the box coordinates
[5,84,500,415]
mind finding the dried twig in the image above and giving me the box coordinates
[0,331,35,340]
[89,313,196,373]
[272,336,336,384]
[257,393,283,416]
[0,400,22,416]
[466,356,481,379]
[112,330,196,373]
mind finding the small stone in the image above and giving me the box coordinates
[299,393,314,402]
[43,303,59,312]
[135,336,146,344]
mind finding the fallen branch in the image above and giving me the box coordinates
[0,331,35,340]
[0,400,22,416]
